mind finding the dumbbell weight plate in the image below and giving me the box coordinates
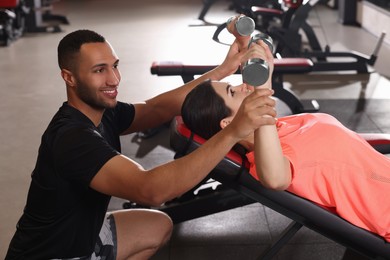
[235,16,255,36]
[242,58,269,86]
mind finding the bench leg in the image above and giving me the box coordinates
[198,0,218,21]
[257,221,303,260]
[342,248,371,260]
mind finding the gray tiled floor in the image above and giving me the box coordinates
[1,0,390,259]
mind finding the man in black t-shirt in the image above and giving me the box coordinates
[5,29,277,259]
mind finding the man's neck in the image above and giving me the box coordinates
[67,100,104,127]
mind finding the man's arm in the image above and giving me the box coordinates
[91,89,277,206]
[122,39,246,134]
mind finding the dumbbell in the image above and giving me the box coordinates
[226,15,274,86]
[226,15,255,37]
[242,33,274,87]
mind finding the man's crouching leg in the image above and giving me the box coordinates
[111,208,173,260]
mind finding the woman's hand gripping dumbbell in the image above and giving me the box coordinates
[226,15,274,87]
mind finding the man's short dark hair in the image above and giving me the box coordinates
[57,29,106,70]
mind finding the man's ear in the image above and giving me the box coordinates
[61,69,76,87]
[220,117,233,129]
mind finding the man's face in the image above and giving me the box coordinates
[72,41,121,110]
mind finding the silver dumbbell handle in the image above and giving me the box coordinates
[249,33,274,53]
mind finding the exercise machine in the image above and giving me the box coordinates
[213,1,386,74]
[267,0,386,73]
[0,0,68,46]
[198,0,282,27]
[24,0,68,33]
[0,0,27,46]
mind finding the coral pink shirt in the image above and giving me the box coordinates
[246,113,390,241]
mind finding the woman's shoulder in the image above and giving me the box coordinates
[279,113,339,125]
[280,112,335,120]
[277,113,342,137]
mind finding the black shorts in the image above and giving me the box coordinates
[59,214,117,260]
[91,214,117,259]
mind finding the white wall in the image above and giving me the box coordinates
[357,1,390,45]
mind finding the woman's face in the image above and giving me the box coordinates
[211,81,254,116]
[211,81,255,149]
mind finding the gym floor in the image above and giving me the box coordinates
[1,0,390,259]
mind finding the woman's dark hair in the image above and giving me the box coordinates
[181,79,232,140]
[57,29,106,70]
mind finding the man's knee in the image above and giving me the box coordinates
[150,210,173,246]
[111,209,173,258]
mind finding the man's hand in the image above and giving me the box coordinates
[215,40,244,78]
[226,88,276,140]
[226,15,252,50]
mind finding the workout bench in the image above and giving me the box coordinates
[267,0,386,74]
[24,0,67,33]
[151,58,319,114]
[210,0,385,74]
[169,115,390,260]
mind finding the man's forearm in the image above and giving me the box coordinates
[144,126,239,205]
[145,65,233,121]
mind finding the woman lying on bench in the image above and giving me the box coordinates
[180,40,390,243]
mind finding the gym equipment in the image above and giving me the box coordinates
[0,9,17,46]
[150,58,319,114]
[197,0,217,22]
[226,15,275,86]
[226,15,255,37]
[0,0,68,46]
[211,1,301,45]
[41,0,69,25]
[245,0,328,56]
[268,0,386,73]
[249,0,304,33]
[0,0,27,46]
[24,0,67,33]
[212,0,386,74]
[168,115,390,259]
[198,0,283,28]
[212,9,281,46]
[242,32,274,86]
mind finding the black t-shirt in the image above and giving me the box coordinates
[6,101,135,259]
